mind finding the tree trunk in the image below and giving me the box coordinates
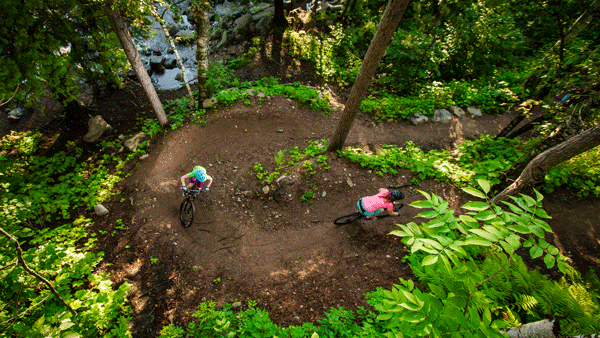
[193,0,211,102]
[340,0,357,25]
[103,0,168,126]
[273,0,288,28]
[152,4,195,107]
[327,0,411,152]
[492,123,600,204]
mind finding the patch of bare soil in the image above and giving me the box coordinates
[3,56,599,337]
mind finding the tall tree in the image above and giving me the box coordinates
[103,0,168,126]
[273,0,288,28]
[328,0,411,152]
[192,0,211,102]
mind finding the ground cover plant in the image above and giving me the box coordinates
[0,132,132,337]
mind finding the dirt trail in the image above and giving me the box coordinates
[92,92,556,336]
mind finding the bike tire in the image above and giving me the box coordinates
[180,199,194,227]
[333,212,363,225]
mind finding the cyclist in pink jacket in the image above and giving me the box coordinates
[357,188,404,219]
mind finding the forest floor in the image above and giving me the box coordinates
[2,49,600,337]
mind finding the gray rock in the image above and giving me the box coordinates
[83,115,112,143]
[203,97,218,109]
[410,113,428,125]
[449,106,465,117]
[94,204,109,216]
[234,13,252,31]
[7,108,25,120]
[149,56,166,74]
[467,106,482,117]
[432,109,452,123]
[124,132,149,152]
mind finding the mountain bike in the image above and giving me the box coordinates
[180,188,205,227]
[333,203,404,225]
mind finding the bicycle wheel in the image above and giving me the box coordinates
[333,212,363,225]
[180,199,194,227]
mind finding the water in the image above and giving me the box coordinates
[140,1,244,91]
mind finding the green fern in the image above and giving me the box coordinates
[515,294,539,312]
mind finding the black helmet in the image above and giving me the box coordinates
[390,190,404,201]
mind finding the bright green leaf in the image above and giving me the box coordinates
[462,187,486,199]
[462,201,490,211]
[422,255,439,266]
[530,245,543,259]
[543,253,556,268]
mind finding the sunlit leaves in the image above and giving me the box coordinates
[387,179,574,336]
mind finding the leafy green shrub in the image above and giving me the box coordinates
[371,181,599,337]
[206,60,235,96]
[361,79,521,121]
[1,216,132,337]
[215,78,331,114]
[544,144,600,197]
[283,25,361,86]
[1,130,135,336]
[341,135,526,188]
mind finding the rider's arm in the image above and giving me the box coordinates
[386,209,399,217]
[204,175,213,188]
[180,173,190,187]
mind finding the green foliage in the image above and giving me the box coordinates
[361,80,521,120]
[0,133,123,225]
[0,129,146,336]
[544,145,600,198]
[283,25,362,86]
[251,140,329,203]
[373,181,599,337]
[173,31,195,45]
[157,301,377,338]
[0,0,154,106]
[215,77,331,114]
[0,217,132,337]
[342,135,526,188]
[206,60,236,96]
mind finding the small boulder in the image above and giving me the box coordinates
[94,204,109,216]
[7,108,26,121]
[432,109,452,123]
[149,56,166,74]
[467,106,482,117]
[203,97,218,109]
[449,106,465,117]
[83,115,112,143]
[124,132,149,152]
[410,113,428,125]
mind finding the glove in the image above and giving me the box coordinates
[181,186,188,192]
[202,187,209,192]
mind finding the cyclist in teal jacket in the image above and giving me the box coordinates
[180,165,213,192]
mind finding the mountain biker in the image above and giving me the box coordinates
[180,165,213,193]
[357,188,404,219]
